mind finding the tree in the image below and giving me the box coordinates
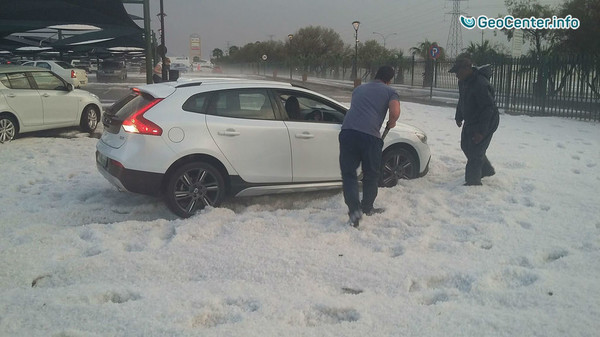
[410,39,444,87]
[212,48,224,60]
[228,46,239,57]
[463,40,507,65]
[358,40,390,79]
[556,0,600,55]
[288,26,344,76]
[503,0,556,58]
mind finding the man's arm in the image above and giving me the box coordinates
[386,99,401,129]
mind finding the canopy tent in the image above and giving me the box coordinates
[0,0,145,55]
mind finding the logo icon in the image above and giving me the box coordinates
[460,15,476,29]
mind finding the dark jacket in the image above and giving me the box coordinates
[455,65,500,136]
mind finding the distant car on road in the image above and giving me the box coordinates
[97,60,127,82]
[21,60,88,88]
[96,78,430,217]
[170,62,189,73]
[0,65,101,143]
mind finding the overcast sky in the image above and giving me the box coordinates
[126,0,564,60]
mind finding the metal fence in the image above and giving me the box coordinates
[227,54,600,122]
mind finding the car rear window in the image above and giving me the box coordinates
[109,91,154,118]
[101,61,124,69]
[55,61,73,69]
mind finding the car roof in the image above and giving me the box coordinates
[132,77,348,108]
[133,77,295,98]
[0,65,50,73]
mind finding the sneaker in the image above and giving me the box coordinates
[348,210,362,228]
[363,207,385,216]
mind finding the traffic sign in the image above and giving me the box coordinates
[429,44,441,60]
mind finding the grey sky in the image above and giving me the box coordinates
[126,0,565,59]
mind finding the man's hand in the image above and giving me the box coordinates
[456,120,462,127]
[472,132,484,144]
[386,120,396,129]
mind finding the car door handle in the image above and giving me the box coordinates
[295,131,315,139]
[41,93,50,97]
[6,93,15,98]
[217,128,240,137]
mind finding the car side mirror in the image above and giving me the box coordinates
[66,83,74,91]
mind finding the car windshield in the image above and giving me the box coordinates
[55,61,74,69]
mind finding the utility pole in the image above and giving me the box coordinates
[446,0,467,58]
[158,0,167,81]
[143,0,152,83]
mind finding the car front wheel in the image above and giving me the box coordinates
[80,105,99,133]
[0,114,18,143]
[165,162,226,218]
[379,146,418,187]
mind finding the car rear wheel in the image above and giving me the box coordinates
[80,105,99,133]
[165,162,226,218]
[0,114,18,143]
[379,147,418,187]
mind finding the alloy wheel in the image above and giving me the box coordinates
[167,162,225,217]
[380,148,417,187]
[0,117,16,143]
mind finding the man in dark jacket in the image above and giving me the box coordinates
[449,54,500,186]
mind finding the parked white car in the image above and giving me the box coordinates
[0,65,101,142]
[96,78,430,217]
[21,60,88,88]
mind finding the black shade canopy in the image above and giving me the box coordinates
[0,0,145,53]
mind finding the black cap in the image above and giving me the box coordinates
[448,55,472,73]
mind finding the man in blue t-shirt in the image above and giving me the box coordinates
[339,65,400,227]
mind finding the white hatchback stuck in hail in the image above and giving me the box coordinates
[96,78,430,217]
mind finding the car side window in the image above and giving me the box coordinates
[182,93,210,113]
[4,72,32,89]
[36,62,51,70]
[208,89,275,120]
[276,91,345,124]
[30,71,67,90]
[0,74,9,88]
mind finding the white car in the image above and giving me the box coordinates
[96,78,430,217]
[21,60,88,88]
[0,65,101,142]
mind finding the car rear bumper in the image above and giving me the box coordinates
[96,150,163,196]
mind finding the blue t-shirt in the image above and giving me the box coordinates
[341,80,399,138]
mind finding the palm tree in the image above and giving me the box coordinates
[410,39,444,87]
[463,40,504,65]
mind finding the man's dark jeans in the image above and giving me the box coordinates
[339,129,383,215]
[461,126,495,184]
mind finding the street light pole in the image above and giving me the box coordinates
[372,31,397,48]
[288,34,293,80]
[352,20,360,82]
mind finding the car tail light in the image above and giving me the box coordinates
[71,70,76,78]
[122,98,164,136]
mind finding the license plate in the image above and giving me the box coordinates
[96,152,108,168]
